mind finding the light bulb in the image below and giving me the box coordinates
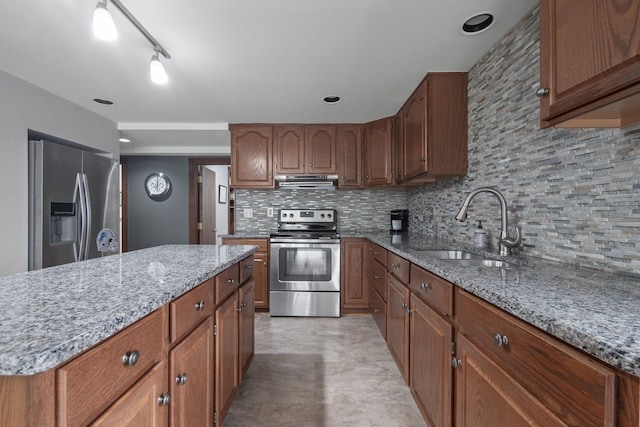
[150,54,169,84]
[93,1,117,41]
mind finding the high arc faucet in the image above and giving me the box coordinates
[455,187,521,256]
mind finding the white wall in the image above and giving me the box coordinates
[205,165,230,245]
[0,70,119,276]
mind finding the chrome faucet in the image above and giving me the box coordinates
[455,187,521,256]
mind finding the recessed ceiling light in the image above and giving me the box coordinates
[93,98,114,105]
[119,138,131,143]
[461,13,495,35]
[323,96,341,104]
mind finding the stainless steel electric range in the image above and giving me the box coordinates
[269,209,340,317]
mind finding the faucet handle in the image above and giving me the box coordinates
[501,227,521,248]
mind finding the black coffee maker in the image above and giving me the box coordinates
[390,209,409,233]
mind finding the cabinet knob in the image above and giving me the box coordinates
[263,261,267,266]
[157,393,171,407]
[122,350,140,366]
[451,357,462,368]
[373,251,379,255]
[420,282,429,290]
[374,275,380,279]
[308,163,313,167]
[194,301,206,311]
[236,306,243,312]
[300,163,304,167]
[373,308,380,313]
[245,264,254,270]
[401,302,408,309]
[536,87,549,97]
[175,373,188,386]
[227,278,235,284]
[420,157,425,163]
[493,333,509,347]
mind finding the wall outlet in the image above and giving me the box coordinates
[267,207,274,217]
[243,208,253,218]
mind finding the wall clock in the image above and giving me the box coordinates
[144,172,172,200]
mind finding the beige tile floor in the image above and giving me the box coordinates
[223,313,426,427]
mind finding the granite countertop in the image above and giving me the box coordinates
[365,232,640,377]
[0,244,257,376]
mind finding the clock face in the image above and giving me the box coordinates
[145,173,171,200]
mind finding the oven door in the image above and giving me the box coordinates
[269,239,340,292]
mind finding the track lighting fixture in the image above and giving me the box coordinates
[150,49,169,84]
[93,0,117,41]
[91,0,171,85]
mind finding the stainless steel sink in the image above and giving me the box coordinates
[417,250,484,260]
[448,259,512,268]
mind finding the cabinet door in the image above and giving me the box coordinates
[340,238,368,309]
[169,318,213,427]
[410,295,452,427]
[230,126,273,188]
[238,278,255,382]
[364,117,394,187]
[369,284,386,340]
[540,0,640,126]
[90,362,168,427]
[454,335,564,427]
[215,293,239,424]
[386,275,410,384]
[305,125,337,174]
[274,126,305,175]
[392,113,404,184]
[336,125,363,188]
[253,252,269,309]
[402,80,427,180]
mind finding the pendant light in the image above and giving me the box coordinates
[150,49,169,84]
[93,0,118,41]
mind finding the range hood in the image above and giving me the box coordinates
[275,175,338,190]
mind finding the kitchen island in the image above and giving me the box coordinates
[0,244,258,426]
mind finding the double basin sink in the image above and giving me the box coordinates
[416,250,512,268]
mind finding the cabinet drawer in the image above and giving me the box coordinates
[370,260,387,302]
[215,264,240,305]
[239,255,255,284]
[456,289,616,426]
[370,286,386,339]
[388,252,409,284]
[57,307,166,427]
[370,243,387,268]
[170,279,214,343]
[222,238,268,253]
[408,265,453,318]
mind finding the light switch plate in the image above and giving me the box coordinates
[243,208,253,218]
[267,207,274,217]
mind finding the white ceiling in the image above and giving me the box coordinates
[0,0,537,155]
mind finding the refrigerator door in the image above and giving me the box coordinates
[82,152,119,260]
[28,140,83,270]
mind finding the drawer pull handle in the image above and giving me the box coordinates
[122,350,140,366]
[374,251,380,255]
[236,306,243,312]
[420,282,429,290]
[157,393,171,407]
[242,301,248,307]
[374,275,381,279]
[194,301,206,311]
[246,264,254,270]
[451,357,462,368]
[373,308,380,313]
[228,278,235,284]
[176,373,188,385]
[493,333,509,347]
[405,308,413,315]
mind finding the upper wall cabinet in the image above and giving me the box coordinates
[539,0,640,128]
[230,125,274,188]
[336,125,363,188]
[364,117,395,188]
[273,125,337,175]
[401,72,468,183]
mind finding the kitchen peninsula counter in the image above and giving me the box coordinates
[365,232,640,377]
[0,244,257,376]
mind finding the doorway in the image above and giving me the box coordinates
[188,157,231,245]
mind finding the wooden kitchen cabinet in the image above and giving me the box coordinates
[341,238,369,310]
[539,0,640,128]
[230,125,274,188]
[168,318,214,427]
[364,117,395,187]
[401,73,467,183]
[386,274,410,384]
[387,251,409,285]
[222,238,269,310]
[90,362,169,427]
[392,112,403,184]
[273,125,337,175]
[368,243,388,338]
[336,124,363,188]
[410,294,452,427]
[238,278,255,382]
[214,290,239,424]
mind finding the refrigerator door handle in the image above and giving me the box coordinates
[81,173,92,261]
[74,173,86,262]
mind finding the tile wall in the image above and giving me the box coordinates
[409,6,640,275]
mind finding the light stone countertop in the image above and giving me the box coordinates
[0,244,257,375]
[365,232,640,377]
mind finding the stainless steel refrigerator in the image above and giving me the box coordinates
[28,139,120,270]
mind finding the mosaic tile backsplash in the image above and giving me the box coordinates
[235,189,408,234]
[409,6,640,275]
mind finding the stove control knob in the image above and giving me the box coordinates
[320,214,325,218]
[282,213,287,218]
[327,213,332,218]
[289,213,294,218]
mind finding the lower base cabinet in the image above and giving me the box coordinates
[91,362,169,427]
[239,278,256,382]
[386,275,410,384]
[215,290,239,424]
